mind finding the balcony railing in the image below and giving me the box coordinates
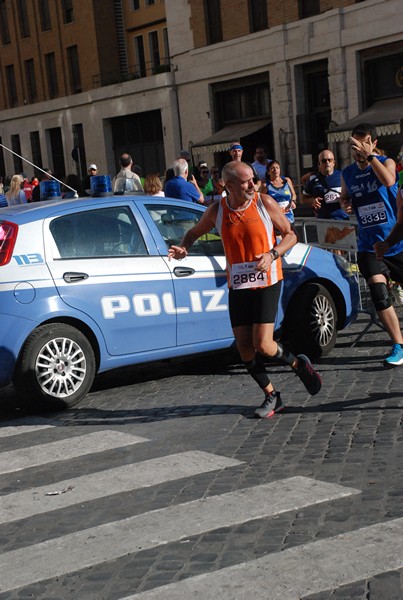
[93,59,172,88]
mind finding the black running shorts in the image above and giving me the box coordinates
[228,281,282,328]
[357,250,403,285]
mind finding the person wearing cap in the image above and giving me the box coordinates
[229,143,243,162]
[195,160,207,183]
[82,164,98,196]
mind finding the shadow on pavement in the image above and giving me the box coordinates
[1,341,400,421]
[37,389,401,426]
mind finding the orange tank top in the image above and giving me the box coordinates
[216,192,283,288]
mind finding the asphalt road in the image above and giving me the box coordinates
[1,312,403,599]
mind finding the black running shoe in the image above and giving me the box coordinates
[295,354,322,395]
[254,391,284,418]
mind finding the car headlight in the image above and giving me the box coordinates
[333,253,352,274]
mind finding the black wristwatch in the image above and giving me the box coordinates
[269,248,279,261]
[367,154,375,162]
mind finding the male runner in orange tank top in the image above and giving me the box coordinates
[168,161,321,418]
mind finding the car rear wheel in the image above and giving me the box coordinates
[14,323,96,412]
[284,283,337,358]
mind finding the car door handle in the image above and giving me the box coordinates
[63,272,89,283]
[173,266,195,277]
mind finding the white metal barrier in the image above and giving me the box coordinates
[293,216,383,345]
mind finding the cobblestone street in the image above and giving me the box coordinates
[1,312,403,599]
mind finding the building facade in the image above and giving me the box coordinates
[169,0,403,177]
[0,0,402,185]
[0,0,177,181]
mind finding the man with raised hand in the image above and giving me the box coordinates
[341,122,403,367]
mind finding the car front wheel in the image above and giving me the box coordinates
[14,323,96,411]
[284,283,337,358]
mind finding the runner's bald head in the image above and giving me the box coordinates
[222,161,252,184]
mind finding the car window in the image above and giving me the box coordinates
[50,206,148,259]
[145,204,224,256]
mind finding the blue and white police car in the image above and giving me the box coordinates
[0,195,358,410]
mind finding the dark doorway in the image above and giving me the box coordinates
[48,127,66,179]
[72,123,87,180]
[110,110,164,176]
[239,123,273,164]
[297,60,331,169]
[211,123,274,170]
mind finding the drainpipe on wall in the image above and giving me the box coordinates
[279,128,287,173]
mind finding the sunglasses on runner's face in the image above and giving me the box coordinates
[320,158,333,163]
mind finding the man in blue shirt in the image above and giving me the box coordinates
[303,150,349,220]
[341,122,403,367]
[165,159,204,204]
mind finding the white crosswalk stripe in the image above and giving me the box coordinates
[3,422,397,599]
[0,476,358,594]
[0,451,242,524]
[0,430,148,474]
[121,518,403,600]
[0,417,56,438]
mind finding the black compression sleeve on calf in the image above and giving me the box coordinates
[274,342,296,366]
[244,353,270,390]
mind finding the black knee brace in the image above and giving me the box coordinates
[369,282,391,311]
[244,353,270,390]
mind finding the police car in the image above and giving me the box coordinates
[0,195,358,411]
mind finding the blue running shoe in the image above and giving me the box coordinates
[384,344,403,366]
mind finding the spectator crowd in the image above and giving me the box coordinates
[1,137,402,218]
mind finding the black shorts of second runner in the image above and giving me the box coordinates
[358,250,403,284]
[229,281,282,328]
